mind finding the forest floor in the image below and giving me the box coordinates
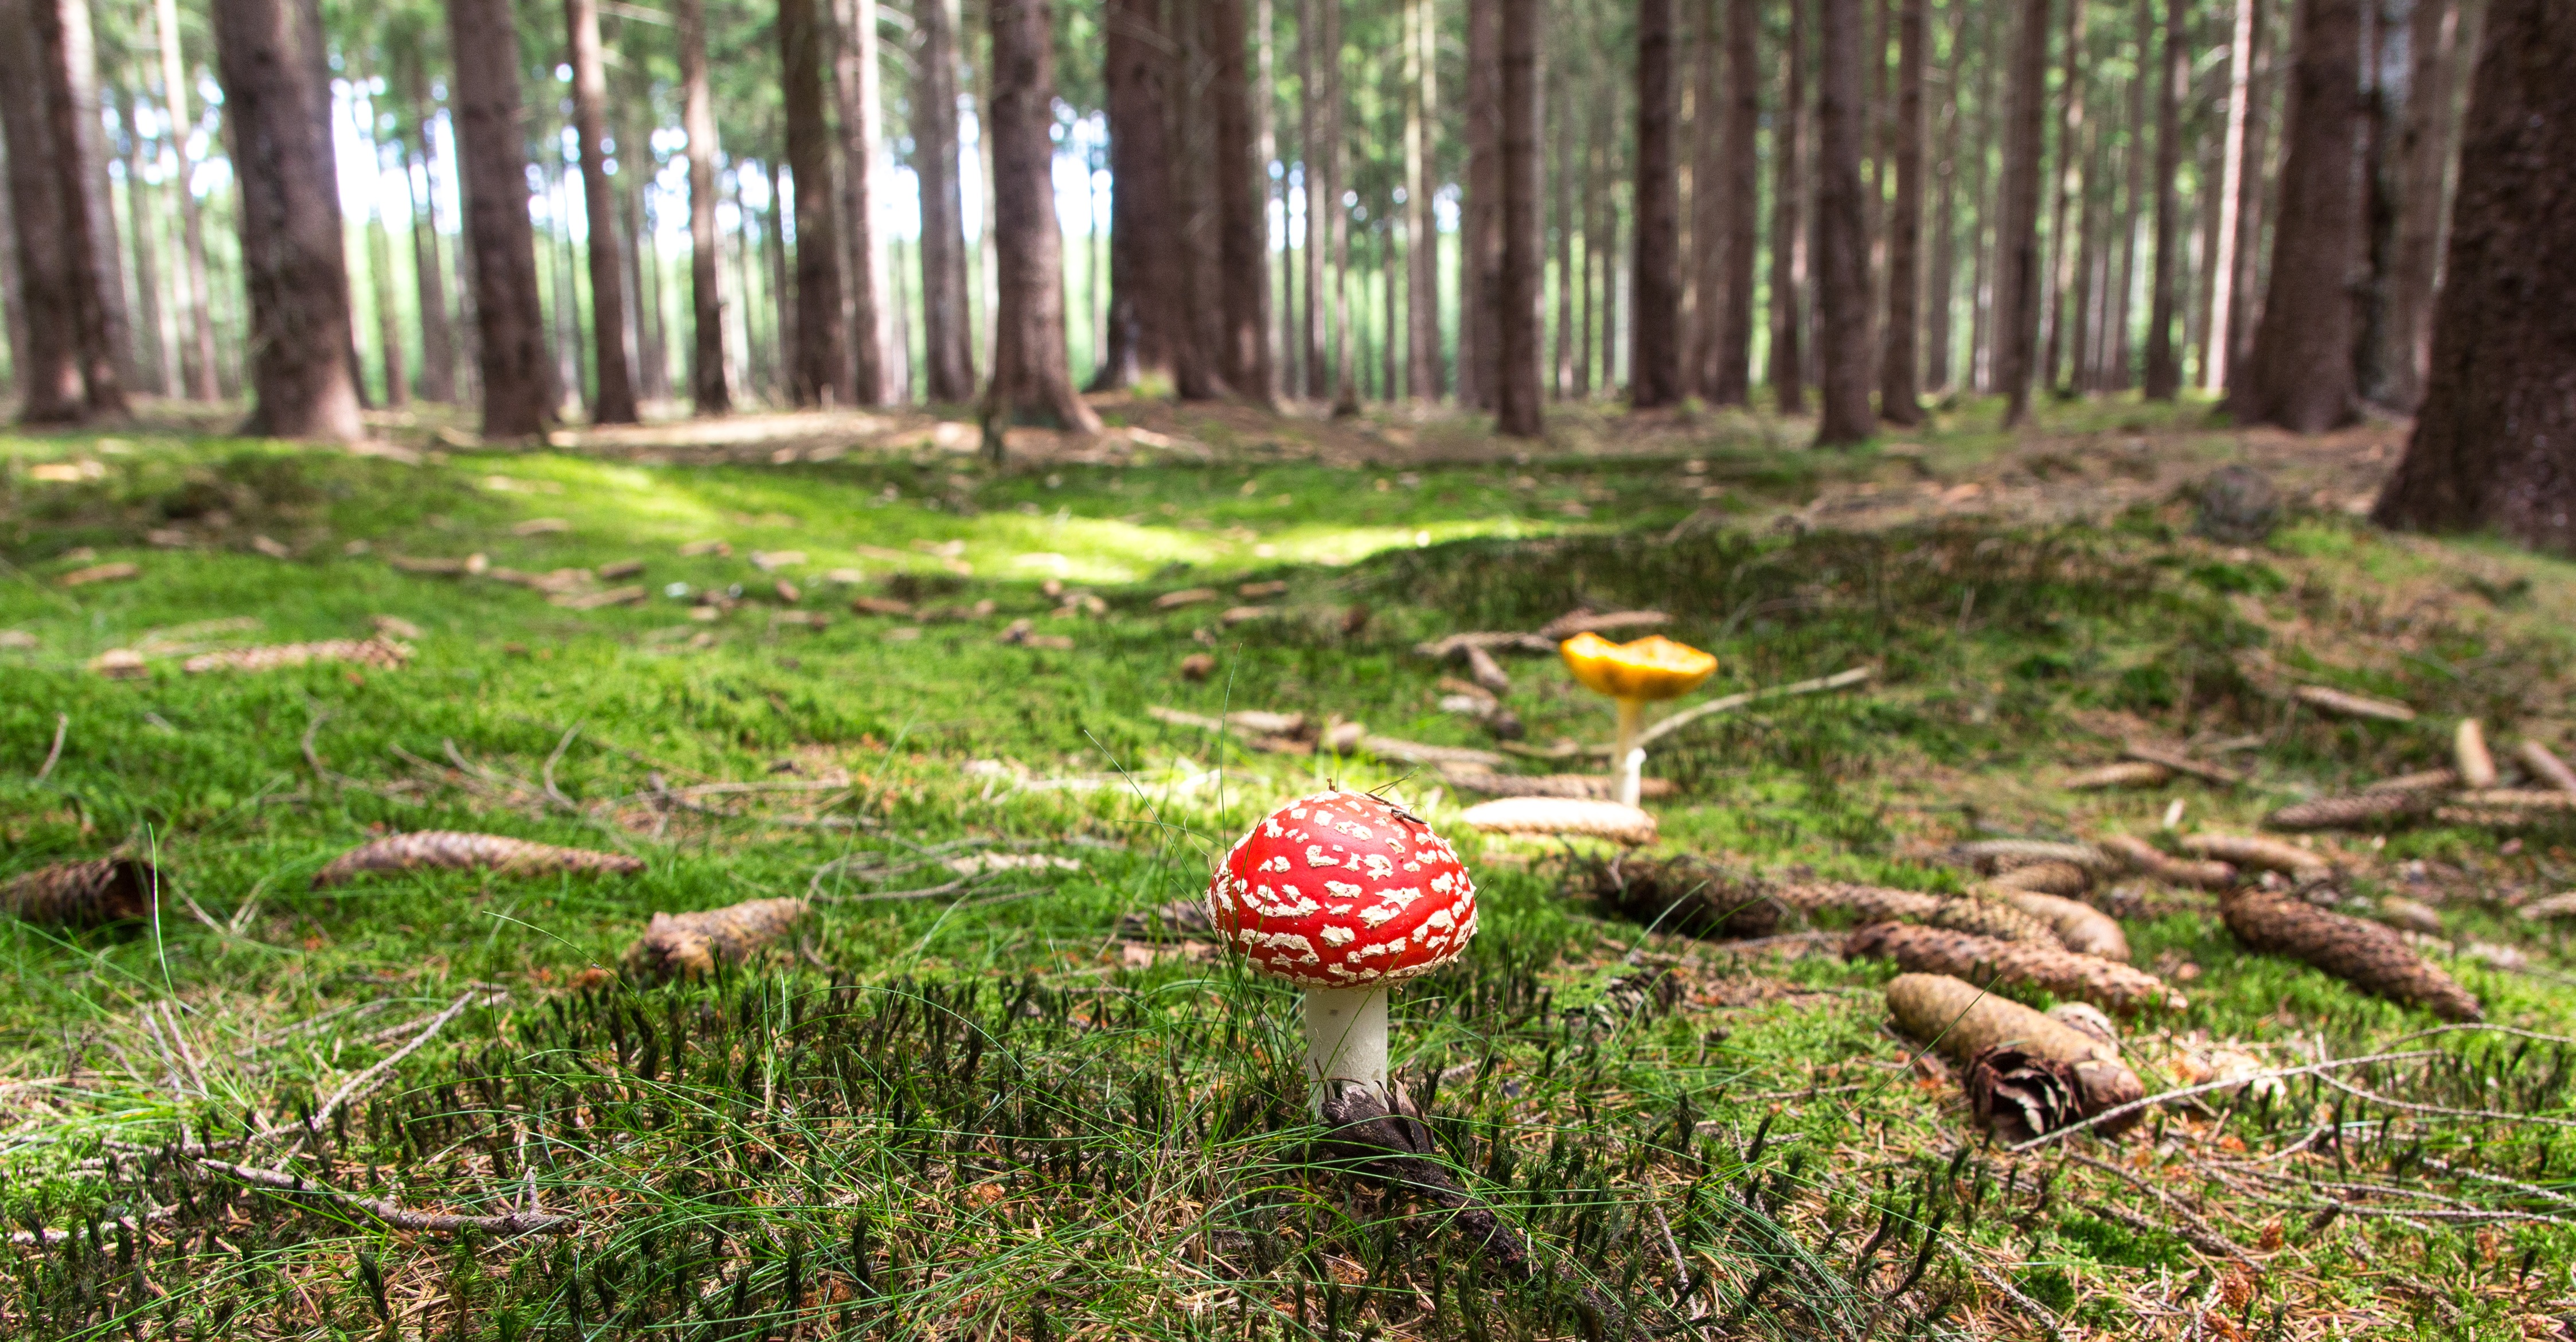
[3,391,2574,1340]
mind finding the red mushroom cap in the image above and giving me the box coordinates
[1209,790,1479,988]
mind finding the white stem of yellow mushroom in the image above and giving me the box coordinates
[1302,985,1390,1116]
[1613,698,1647,807]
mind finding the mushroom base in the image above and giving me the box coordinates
[1302,985,1390,1115]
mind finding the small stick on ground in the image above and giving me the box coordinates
[34,713,67,781]
[2517,741,2576,794]
[2292,685,2417,722]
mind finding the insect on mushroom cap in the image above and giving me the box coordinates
[1559,632,1719,702]
[1209,790,1480,988]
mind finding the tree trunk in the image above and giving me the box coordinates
[1170,3,1226,401]
[2105,0,2147,391]
[1768,0,1806,412]
[765,163,796,398]
[1463,0,1501,411]
[1300,0,1326,399]
[1814,0,1872,444]
[833,0,891,404]
[780,0,850,407]
[1686,0,1722,397]
[2230,0,2363,432]
[1878,0,1926,423]
[2207,0,2260,391]
[1097,0,1175,392]
[979,0,1100,457]
[2381,0,2456,412]
[914,0,977,402]
[1994,0,2051,425]
[1578,92,1603,398]
[1551,72,1576,400]
[1326,0,1357,415]
[563,0,638,423]
[1925,0,1965,394]
[547,154,584,416]
[34,0,127,418]
[677,0,728,413]
[155,0,220,401]
[1630,0,1682,408]
[2067,122,2101,389]
[368,210,408,407]
[1709,0,1759,405]
[1494,0,1544,437]
[2039,0,2086,395]
[2371,0,2576,548]
[448,0,552,435]
[115,98,170,396]
[2143,0,2188,397]
[0,0,82,421]
[1212,0,1274,403]
[210,0,362,437]
[396,50,456,404]
[1404,0,1439,400]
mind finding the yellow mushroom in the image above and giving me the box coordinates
[1558,633,1716,804]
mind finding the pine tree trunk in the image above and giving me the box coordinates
[2207,0,2262,391]
[780,0,850,407]
[0,0,83,422]
[2143,0,2187,397]
[1708,0,1758,405]
[2371,0,2576,548]
[1493,0,1544,437]
[1172,4,1227,401]
[34,0,127,418]
[1630,0,1683,408]
[1326,0,1357,415]
[2230,0,2362,432]
[1301,0,1326,399]
[1551,76,1576,401]
[978,0,1100,457]
[915,0,977,402]
[1096,0,1173,391]
[212,0,362,438]
[2067,124,2101,389]
[1768,0,1806,412]
[1878,0,1926,423]
[678,0,729,413]
[1404,0,1439,401]
[1993,0,2051,425]
[2039,0,2086,395]
[1814,0,1872,445]
[564,0,638,423]
[449,0,554,434]
[1578,94,1603,399]
[155,0,221,401]
[1685,0,1722,397]
[397,52,456,404]
[1462,0,1501,411]
[1212,0,1274,403]
[115,102,170,396]
[368,210,408,407]
[1924,0,1965,395]
[2380,0,2457,413]
[834,0,891,404]
[765,166,796,399]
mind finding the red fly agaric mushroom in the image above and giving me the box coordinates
[1209,789,1478,1114]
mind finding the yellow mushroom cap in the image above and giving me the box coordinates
[1558,632,1718,701]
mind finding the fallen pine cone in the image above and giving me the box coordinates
[1886,973,2145,1140]
[2265,789,2436,832]
[1950,839,2116,874]
[2517,891,2576,922]
[2219,888,2482,1021]
[1443,771,1675,801]
[2,859,158,927]
[184,637,410,674]
[2095,833,2238,888]
[1983,887,2130,961]
[2518,742,2576,794]
[2455,719,2499,789]
[1849,923,2181,1013]
[2178,832,2331,878]
[1583,854,1787,939]
[2292,684,2415,722]
[1458,798,1657,846]
[2364,767,2458,794]
[311,832,646,889]
[1777,883,2062,948]
[2066,761,2171,790]
[1986,860,2090,896]
[622,896,811,979]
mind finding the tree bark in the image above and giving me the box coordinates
[2380,0,2457,412]
[210,0,362,437]
[1404,0,1439,400]
[1993,0,2051,425]
[1493,0,1543,438]
[1878,0,1926,423]
[1462,0,1501,411]
[914,0,977,402]
[1551,68,1576,400]
[394,49,456,404]
[1096,0,1175,391]
[1325,0,1356,415]
[2207,0,2261,391]
[448,0,552,435]
[0,0,81,422]
[155,0,220,401]
[114,94,169,396]
[1212,0,1274,403]
[33,0,127,418]
[2143,0,2188,397]
[1814,0,1872,444]
[1768,0,1806,412]
[1708,0,1758,405]
[1924,0,1966,394]
[368,209,408,407]
[1686,0,1722,396]
[780,0,851,407]
[1630,0,1682,408]
[563,0,638,423]
[677,0,729,413]
[2372,0,2576,548]
[2229,0,2363,432]
[2039,0,2086,395]
[833,0,891,404]
[978,0,1101,457]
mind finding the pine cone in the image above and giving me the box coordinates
[1458,798,1657,845]
[311,832,646,888]
[2095,833,2239,888]
[2179,832,2332,877]
[1584,855,1787,939]
[2219,888,2483,1021]
[1847,922,2181,1013]
[1885,973,2144,1137]
[1984,887,2131,961]
[2,859,157,927]
[622,897,811,979]
[1986,860,2091,896]
[1777,883,2062,947]
[183,637,411,674]
[1924,896,2066,948]
[2265,789,2436,832]
[1952,839,2116,873]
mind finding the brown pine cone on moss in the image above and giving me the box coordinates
[2,859,158,927]
[1885,973,2145,1140]
[1923,896,2066,949]
[1777,882,2063,948]
[1982,887,2131,961]
[2219,888,2483,1021]
[1583,854,1788,939]
[2265,789,2438,832]
[1847,922,2181,1013]
[623,897,811,979]
[1986,860,2091,896]
[311,832,647,889]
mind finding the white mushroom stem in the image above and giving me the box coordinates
[1613,699,1647,807]
[1302,985,1390,1115]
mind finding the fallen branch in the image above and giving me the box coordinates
[622,896,811,979]
[34,713,67,781]
[2219,888,2482,1021]
[1443,771,1675,801]
[2009,1048,2446,1152]
[2292,685,2416,722]
[2,858,158,926]
[2064,762,2169,790]
[1413,631,1558,660]
[1632,666,1876,750]
[1845,924,2180,1013]
[194,1156,573,1236]
[311,832,646,889]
